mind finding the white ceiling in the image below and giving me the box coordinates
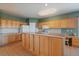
[0,3,79,18]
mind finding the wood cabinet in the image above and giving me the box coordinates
[72,37,79,47]
[7,34,16,43]
[25,34,30,49]
[8,33,21,44]
[7,20,12,27]
[38,18,77,28]
[51,37,64,56]
[43,36,49,56]
[22,33,26,48]
[39,35,49,56]
[39,35,44,56]
[29,34,34,52]
[1,19,7,27]
[33,35,40,55]
[48,37,52,56]
[66,18,77,28]
[22,33,64,56]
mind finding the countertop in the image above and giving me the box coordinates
[22,32,65,39]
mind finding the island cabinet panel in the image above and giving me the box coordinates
[25,34,30,50]
[39,35,44,56]
[29,34,34,52]
[22,33,64,56]
[51,38,64,56]
[48,37,52,56]
[43,36,49,56]
[22,33,30,50]
[39,36,49,56]
[33,35,40,55]
[22,34,26,48]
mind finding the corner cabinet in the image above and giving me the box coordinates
[38,18,77,28]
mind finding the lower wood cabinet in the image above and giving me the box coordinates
[51,37,64,56]
[22,34,26,48]
[29,34,34,52]
[33,35,40,55]
[22,33,64,56]
[25,34,30,49]
[39,35,44,56]
[43,36,49,56]
[40,35,49,56]
[72,38,79,47]
[8,33,21,44]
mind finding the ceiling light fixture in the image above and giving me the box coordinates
[45,3,48,7]
[38,8,57,16]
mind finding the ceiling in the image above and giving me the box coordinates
[0,3,79,18]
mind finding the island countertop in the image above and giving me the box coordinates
[22,32,65,39]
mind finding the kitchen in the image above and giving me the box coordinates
[0,3,79,56]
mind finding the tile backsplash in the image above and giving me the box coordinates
[61,28,78,36]
[43,29,62,34]
[43,28,78,36]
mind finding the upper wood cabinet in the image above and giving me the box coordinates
[0,19,27,28]
[38,18,77,28]
[1,19,7,27]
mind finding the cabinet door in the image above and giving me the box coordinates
[43,36,49,56]
[39,35,44,56]
[48,37,52,56]
[49,20,56,28]
[29,34,34,52]
[51,38,63,56]
[8,34,16,43]
[68,18,77,28]
[33,35,40,55]
[39,36,49,56]
[7,20,12,27]
[22,34,26,48]
[61,20,66,28]
[25,34,30,50]
[72,38,79,47]
[1,19,7,27]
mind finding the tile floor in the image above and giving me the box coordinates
[64,45,79,56]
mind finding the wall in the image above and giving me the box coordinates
[39,11,79,22]
[78,18,79,37]
[39,11,79,36]
[0,10,26,22]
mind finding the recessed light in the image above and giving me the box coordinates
[38,8,57,16]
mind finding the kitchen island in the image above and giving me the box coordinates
[22,33,65,56]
